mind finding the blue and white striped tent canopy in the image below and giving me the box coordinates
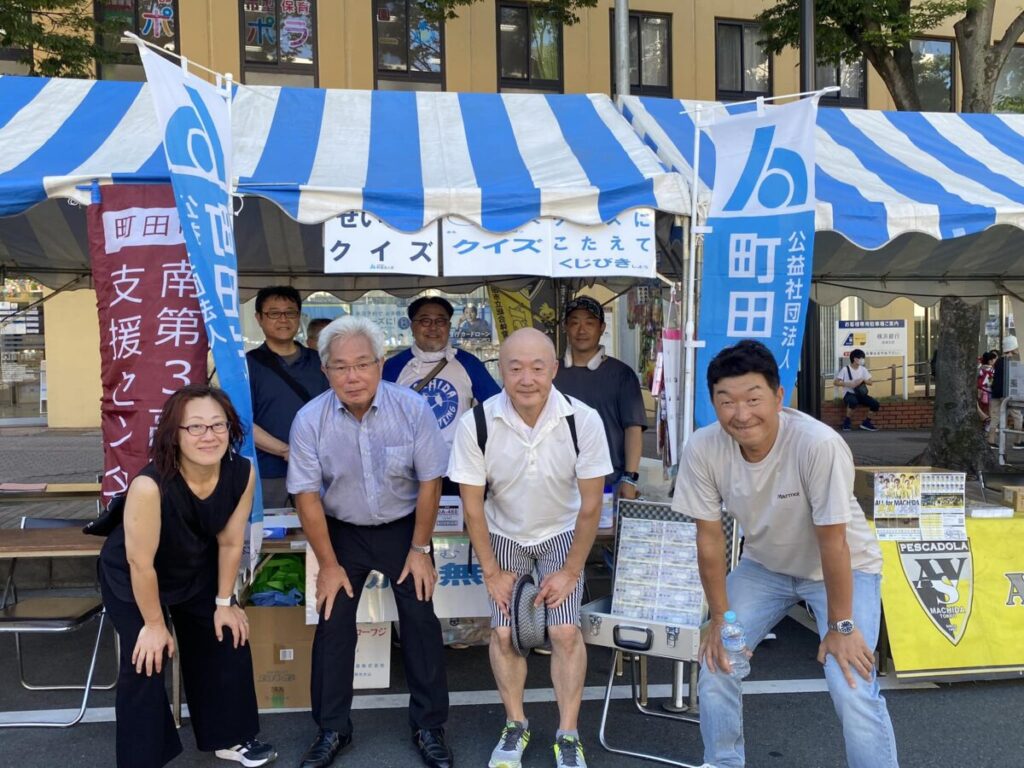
[0,77,687,293]
[621,95,1024,305]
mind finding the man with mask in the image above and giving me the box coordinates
[384,297,500,476]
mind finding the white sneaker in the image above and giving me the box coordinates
[489,721,531,768]
[215,738,278,767]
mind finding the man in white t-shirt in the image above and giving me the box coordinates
[674,340,898,768]
[448,328,611,768]
[833,348,880,431]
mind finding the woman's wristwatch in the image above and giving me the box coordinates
[215,595,239,607]
[620,472,640,487]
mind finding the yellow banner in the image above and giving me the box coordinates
[487,287,558,343]
[880,518,1024,680]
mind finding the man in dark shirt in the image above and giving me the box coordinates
[553,296,647,501]
[246,286,328,507]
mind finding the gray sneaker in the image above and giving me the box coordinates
[489,721,531,768]
[553,734,587,767]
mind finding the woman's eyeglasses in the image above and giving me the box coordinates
[179,422,229,437]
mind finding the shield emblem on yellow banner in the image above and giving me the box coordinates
[898,540,973,646]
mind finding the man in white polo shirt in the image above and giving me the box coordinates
[448,328,611,768]
[674,340,897,768]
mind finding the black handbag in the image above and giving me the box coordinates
[83,493,126,537]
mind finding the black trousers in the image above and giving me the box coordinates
[99,570,260,768]
[312,512,449,736]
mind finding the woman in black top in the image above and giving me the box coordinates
[99,385,276,768]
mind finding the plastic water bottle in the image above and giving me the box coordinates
[720,610,750,679]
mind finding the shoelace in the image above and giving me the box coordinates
[500,724,526,751]
[556,736,582,767]
[241,739,268,754]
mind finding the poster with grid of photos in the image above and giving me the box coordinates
[873,471,966,541]
[611,518,703,627]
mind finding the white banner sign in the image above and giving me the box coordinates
[442,210,657,278]
[324,211,439,276]
[835,320,908,360]
[101,206,185,254]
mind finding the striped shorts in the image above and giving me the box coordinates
[489,529,584,629]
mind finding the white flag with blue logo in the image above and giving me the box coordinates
[138,45,264,559]
[695,97,817,427]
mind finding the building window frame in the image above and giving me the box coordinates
[372,0,445,89]
[714,18,772,102]
[910,35,956,112]
[239,0,318,86]
[994,42,1024,112]
[94,0,181,78]
[816,57,867,109]
[496,2,564,93]
[608,10,672,98]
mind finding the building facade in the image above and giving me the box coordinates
[4,0,1023,424]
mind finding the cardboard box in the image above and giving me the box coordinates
[853,466,946,501]
[1001,485,1024,513]
[247,606,314,710]
[247,606,393,709]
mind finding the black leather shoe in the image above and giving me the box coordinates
[298,729,351,768]
[412,728,453,768]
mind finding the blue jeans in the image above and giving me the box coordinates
[698,559,898,768]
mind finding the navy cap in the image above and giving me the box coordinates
[564,295,605,323]
[408,296,454,320]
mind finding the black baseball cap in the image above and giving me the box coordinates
[564,295,605,323]
[408,296,454,320]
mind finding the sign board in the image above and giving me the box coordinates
[433,536,489,619]
[835,320,908,360]
[872,471,967,542]
[324,212,439,276]
[1007,360,1024,400]
[442,210,657,278]
[435,495,464,533]
[880,517,1024,680]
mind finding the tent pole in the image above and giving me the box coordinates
[681,107,704,449]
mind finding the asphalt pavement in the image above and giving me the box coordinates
[2,426,1023,767]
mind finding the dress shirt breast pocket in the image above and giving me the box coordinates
[384,443,416,480]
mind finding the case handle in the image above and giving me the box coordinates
[613,625,653,652]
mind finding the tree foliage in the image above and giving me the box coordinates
[0,0,120,78]
[756,1,1024,473]
[419,0,598,25]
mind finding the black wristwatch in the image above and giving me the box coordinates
[622,471,640,483]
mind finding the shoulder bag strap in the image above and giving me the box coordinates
[412,358,449,393]
[562,392,579,456]
[250,345,312,403]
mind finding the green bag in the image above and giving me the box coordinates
[249,554,305,600]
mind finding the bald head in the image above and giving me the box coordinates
[499,328,558,423]
[500,327,557,367]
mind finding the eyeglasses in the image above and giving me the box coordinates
[324,359,379,376]
[413,317,450,328]
[261,310,300,321]
[179,422,229,437]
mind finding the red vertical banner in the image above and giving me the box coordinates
[87,184,208,501]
